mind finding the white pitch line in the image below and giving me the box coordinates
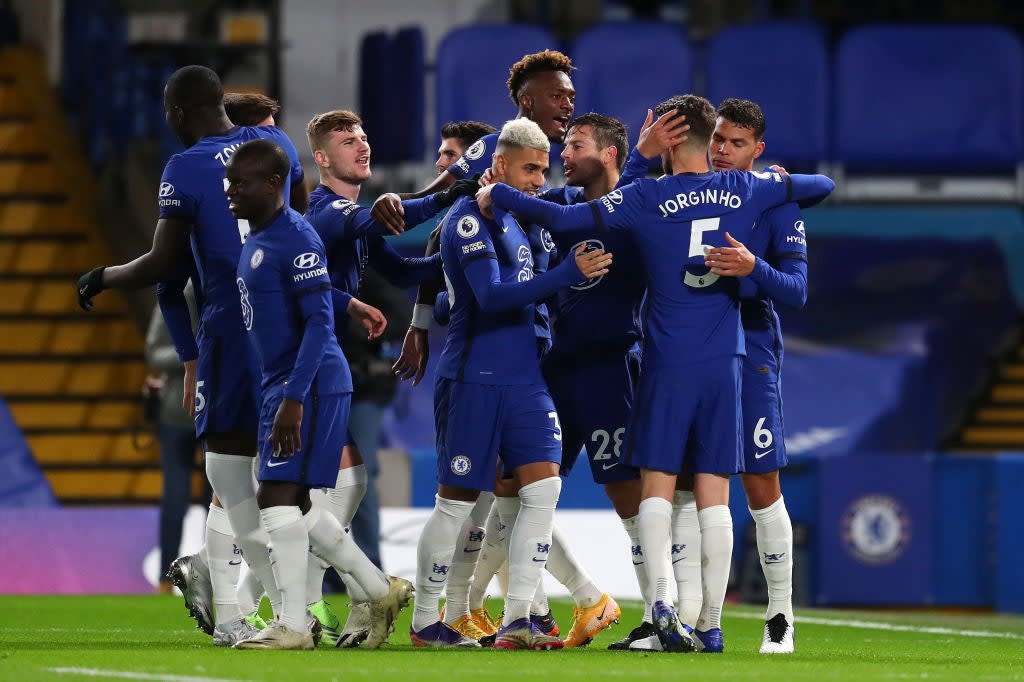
[730,610,1024,640]
[46,668,248,682]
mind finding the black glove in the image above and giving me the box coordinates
[76,266,106,311]
[434,174,482,208]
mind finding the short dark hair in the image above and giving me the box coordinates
[440,120,497,150]
[165,65,223,109]
[715,98,766,141]
[306,109,362,153]
[230,139,290,181]
[224,92,280,126]
[507,49,575,105]
[655,94,716,147]
[567,113,629,172]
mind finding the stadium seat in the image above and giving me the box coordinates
[571,22,692,145]
[391,26,426,163]
[435,24,557,130]
[359,30,395,165]
[706,22,827,169]
[834,25,1023,172]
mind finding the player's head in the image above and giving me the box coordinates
[306,109,371,185]
[224,139,290,221]
[711,98,766,172]
[164,65,226,147]
[436,120,497,174]
[654,94,716,172]
[493,118,550,196]
[562,113,628,187]
[507,50,576,144]
[224,92,280,127]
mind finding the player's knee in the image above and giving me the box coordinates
[604,480,641,518]
[742,472,781,510]
[518,476,561,511]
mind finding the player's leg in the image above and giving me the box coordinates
[741,365,795,653]
[442,491,494,640]
[467,497,505,634]
[672,474,702,629]
[606,478,661,649]
[410,379,488,648]
[494,384,564,650]
[690,356,744,654]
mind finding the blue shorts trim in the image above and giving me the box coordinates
[257,384,350,488]
[194,330,260,439]
[434,379,561,492]
[624,356,743,476]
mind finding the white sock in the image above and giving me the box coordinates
[443,493,493,624]
[546,524,603,609]
[236,568,263,615]
[750,496,794,623]
[412,495,476,631]
[531,581,550,616]
[696,505,733,632]
[672,491,703,627]
[205,504,243,625]
[327,465,368,525]
[260,506,309,632]
[504,477,561,626]
[304,505,388,602]
[638,497,673,606]
[469,504,506,610]
[621,515,652,623]
[205,452,282,618]
[303,489,332,606]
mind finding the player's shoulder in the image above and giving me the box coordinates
[306,186,358,219]
[442,197,491,244]
[250,124,300,154]
[451,133,499,175]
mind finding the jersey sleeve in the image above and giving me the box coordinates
[447,135,496,180]
[766,203,808,263]
[281,231,334,402]
[157,155,200,220]
[617,147,651,188]
[489,180,648,233]
[749,170,835,211]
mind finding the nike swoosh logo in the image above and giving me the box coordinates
[463,548,481,553]
[632,561,644,566]
[228,560,242,566]
[267,460,289,467]
[532,558,546,563]
[427,577,446,583]
[672,557,686,564]
[78,286,88,295]
[754,449,774,460]
[602,462,618,470]
[596,604,607,621]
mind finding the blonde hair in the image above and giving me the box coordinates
[496,118,550,154]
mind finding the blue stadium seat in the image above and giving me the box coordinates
[706,22,827,168]
[571,22,692,145]
[835,25,1023,172]
[435,24,557,130]
[359,30,395,164]
[392,26,426,162]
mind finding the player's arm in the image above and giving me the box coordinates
[155,277,198,362]
[368,236,443,289]
[462,243,610,313]
[753,170,835,209]
[617,109,690,188]
[332,288,387,341]
[289,179,309,214]
[433,291,451,326]
[283,250,335,404]
[144,306,182,372]
[393,223,443,385]
[480,180,646,234]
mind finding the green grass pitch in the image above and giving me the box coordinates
[1,596,1022,682]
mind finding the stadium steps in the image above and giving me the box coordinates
[953,337,1024,450]
[0,47,172,504]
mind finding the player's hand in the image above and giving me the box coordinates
[573,243,612,281]
[434,174,482,208]
[371,192,406,235]
[636,108,690,160]
[269,397,303,457]
[182,359,198,417]
[766,164,789,176]
[475,183,495,219]
[705,232,756,277]
[347,297,387,340]
[393,326,429,386]
[479,168,495,186]
[76,266,106,311]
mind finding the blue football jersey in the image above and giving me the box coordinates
[437,197,585,384]
[305,185,442,297]
[537,186,644,360]
[740,201,808,372]
[158,125,304,336]
[489,169,833,368]
[447,133,499,180]
[236,208,351,400]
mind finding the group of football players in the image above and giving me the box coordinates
[76,45,832,654]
